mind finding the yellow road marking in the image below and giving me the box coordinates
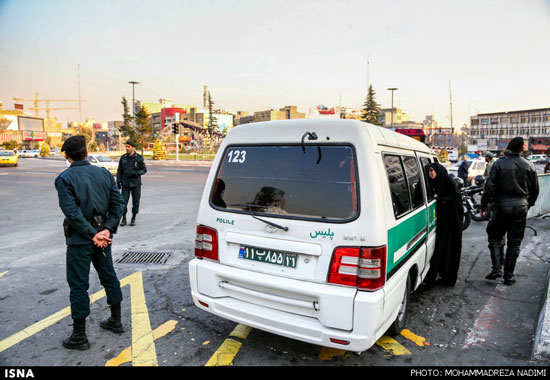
[376,336,411,355]
[105,320,177,366]
[318,347,350,360]
[229,324,252,340]
[0,271,157,367]
[0,271,8,279]
[205,324,251,366]
[124,271,157,366]
[401,329,428,347]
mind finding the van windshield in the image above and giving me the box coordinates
[210,145,358,221]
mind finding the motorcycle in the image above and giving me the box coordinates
[456,175,491,231]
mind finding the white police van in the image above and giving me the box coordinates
[189,119,437,352]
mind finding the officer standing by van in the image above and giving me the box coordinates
[481,137,539,285]
[117,140,147,226]
[55,135,126,350]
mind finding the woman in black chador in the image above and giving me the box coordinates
[423,162,464,287]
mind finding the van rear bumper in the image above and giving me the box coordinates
[189,258,386,352]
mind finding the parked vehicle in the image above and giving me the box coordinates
[447,158,486,185]
[447,148,459,163]
[0,150,18,166]
[65,154,118,175]
[528,154,547,163]
[18,150,37,158]
[457,175,490,231]
[189,119,438,352]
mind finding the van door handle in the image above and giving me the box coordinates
[407,227,427,250]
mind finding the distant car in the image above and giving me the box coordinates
[18,150,34,158]
[0,150,18,166]
[447,159,486,184]
[65,154,118,175]
[527,154,547,163]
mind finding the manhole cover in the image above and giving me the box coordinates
[116,251,173,264]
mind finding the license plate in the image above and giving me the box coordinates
[238,245,298,268]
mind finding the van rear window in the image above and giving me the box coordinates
[210,145,358,221]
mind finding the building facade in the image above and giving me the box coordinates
[470,108,550,153]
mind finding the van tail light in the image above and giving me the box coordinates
[327,246,386,291]
[195,225,219,261]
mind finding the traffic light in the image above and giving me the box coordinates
[172,124,179,134]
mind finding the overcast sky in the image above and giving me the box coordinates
[1,0,549,128]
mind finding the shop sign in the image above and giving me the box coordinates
[22,130,46,141]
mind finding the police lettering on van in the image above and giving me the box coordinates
[189,119,437,352]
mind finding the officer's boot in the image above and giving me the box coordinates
[62,318,90,350]
[503,253,518,286]
[100,303,124,333]
[130,214,136,226]
[485,242,503,280]
[120,215,127,226]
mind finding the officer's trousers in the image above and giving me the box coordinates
[486,198,529,276]
[66,244,123,320]
[121,186,141,215]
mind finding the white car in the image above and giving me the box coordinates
[65,154,119,176]
[447,158,486,184]
[18,150,38,158]
[527,154,547,163]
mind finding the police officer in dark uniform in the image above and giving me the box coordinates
[55,135,126,350]
[481,137,539,285]
[117,140,147,226]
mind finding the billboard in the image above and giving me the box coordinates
[18,116,44,131]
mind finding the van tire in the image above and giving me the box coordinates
[387,274,411,336]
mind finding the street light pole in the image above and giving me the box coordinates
[128,81,139,132]
[387,87,398,129]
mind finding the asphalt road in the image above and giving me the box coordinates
[0,157,549,368]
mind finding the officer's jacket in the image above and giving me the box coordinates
[117,152,147,188]
[481,153,540,208]
[55,160,125,245]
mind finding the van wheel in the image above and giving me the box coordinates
[387,274,411,336]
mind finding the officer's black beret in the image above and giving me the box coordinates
[507,137,524,153]
[126,140,136,147]
[61,135,86,154]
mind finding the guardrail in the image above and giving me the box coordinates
[528,173,550,219]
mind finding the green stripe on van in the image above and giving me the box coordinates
[428,202,437,232]
[387,210,428,274]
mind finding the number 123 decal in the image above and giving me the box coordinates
[228,150,247,163]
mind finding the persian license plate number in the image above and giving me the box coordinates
[238,245,298,268]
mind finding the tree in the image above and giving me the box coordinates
[207,92,218,136]
[120,96,136,141]
[361,85,381,126]
[134,105,153,154]
[0,117,12,132]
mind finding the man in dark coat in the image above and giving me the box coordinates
[55,135,126,350]
[481,137,539,285]
[117,140,147,226]
[457,156,471,186]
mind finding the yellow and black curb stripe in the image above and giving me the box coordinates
[205,324,252,366]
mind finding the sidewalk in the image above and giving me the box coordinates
[534,269,550,360]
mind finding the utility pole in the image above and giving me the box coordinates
[387,88,398,129]
[449,80,454,132]
[129,81,139,132]
[78,64,82,122]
